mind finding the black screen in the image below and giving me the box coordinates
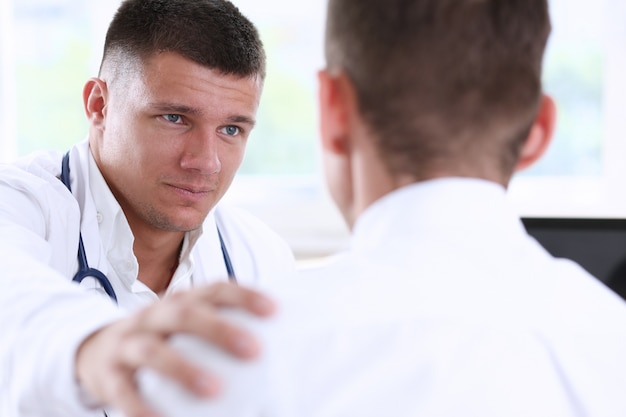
[521,217,626,299]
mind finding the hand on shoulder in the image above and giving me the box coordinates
[74,282,276,417]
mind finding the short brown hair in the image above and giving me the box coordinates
[325,0,551,180]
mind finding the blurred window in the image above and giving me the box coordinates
[1,0,625,258]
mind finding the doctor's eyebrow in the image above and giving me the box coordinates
[149,102,256,127]
[226,115,256,127]
[150,102,201,116]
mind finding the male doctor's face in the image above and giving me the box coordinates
[87,51,261,234]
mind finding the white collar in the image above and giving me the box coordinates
[351,177,525,252]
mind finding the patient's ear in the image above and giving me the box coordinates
[515,94,557,172]
[317,69,354,156]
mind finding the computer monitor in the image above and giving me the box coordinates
[521,217,626,300]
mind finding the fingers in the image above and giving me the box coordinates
[188,282,277,316]
[76,326,165,417]
[132,282,275,358]
[178,309,261,359]
[75,282,275,415]
[120,332,221,397]
[108,375,161,417]
[133,302,259,358]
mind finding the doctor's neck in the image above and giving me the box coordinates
[133,232,184,295]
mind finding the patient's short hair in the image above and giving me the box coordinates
[325,0,551,179]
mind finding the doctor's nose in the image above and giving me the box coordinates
[180,132,221,175]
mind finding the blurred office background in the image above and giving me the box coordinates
[1,0,625,261]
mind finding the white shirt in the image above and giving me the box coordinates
[140,178,626,417]
[0,140,295,416]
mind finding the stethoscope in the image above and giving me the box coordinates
[60,152,236,304]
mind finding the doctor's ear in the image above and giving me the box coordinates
[83,77,108,129]
[515,94,557,172]
[317,69,357,156]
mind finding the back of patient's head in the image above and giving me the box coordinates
[325,0,551,181]
[99,0,266,82]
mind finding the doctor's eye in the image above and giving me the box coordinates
[219,125,240,136]
[161,114,184,124]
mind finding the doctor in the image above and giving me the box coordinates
[0,0,294,416]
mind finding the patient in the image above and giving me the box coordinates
[139,0,626,415]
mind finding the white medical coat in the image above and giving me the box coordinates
[141,178,626,417]
[0,140,295,416]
